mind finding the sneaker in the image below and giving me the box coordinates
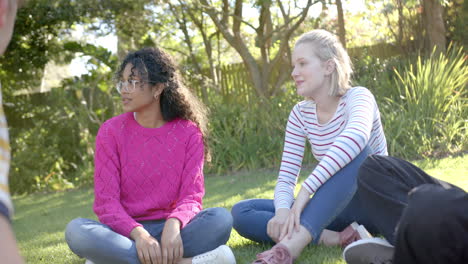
[343,237,394,264]
[339,222,373,248]
[192,245,236,264]
[84,260,94,264]
[252,243,293,264]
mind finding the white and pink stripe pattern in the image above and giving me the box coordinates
[274,87,387,209]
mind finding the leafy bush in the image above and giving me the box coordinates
[381,46,468,158]
[7,74,116,193]
[206,84,315,174]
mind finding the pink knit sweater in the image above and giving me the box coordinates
[93,112,205,237]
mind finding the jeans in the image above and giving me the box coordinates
[357,155,468,263]
[65,207,233,264]
[232,146,378,244]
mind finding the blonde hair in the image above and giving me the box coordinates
[295,29,352,96]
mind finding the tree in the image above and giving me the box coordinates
[421,0,446,53]
[335,0,346,48]
[164,1,221,101]
[112,0,154,60]
[0,0,88,95]
[198,0,321,97]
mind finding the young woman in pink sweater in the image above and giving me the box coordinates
[65,47,235,264]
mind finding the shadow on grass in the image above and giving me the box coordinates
[205,170,275,204]
[13,188,96,263]
[13,188,94,221]
[204,165,317,209]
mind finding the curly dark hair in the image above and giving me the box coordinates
[115,47,210,161]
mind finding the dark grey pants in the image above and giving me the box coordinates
[357,155,468,264]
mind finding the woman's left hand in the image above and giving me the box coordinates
[161,218,184,264]
[279,187,311,241]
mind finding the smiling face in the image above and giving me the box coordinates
[291,42,333,98]
[119,62,162,113]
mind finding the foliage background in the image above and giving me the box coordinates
[0,0,466,194]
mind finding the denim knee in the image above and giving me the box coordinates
[231,200,252,232]
[231,201,245,222]
[183,207,233,257]
[206,207,233,242]
[65,218,89,257]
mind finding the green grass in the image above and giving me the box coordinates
[12,154,468,264]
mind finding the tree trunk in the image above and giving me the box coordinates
[336,0,346,49]
[422,0,446,54]
[199,0,317,98]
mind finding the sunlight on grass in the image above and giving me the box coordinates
[12,155,467,263]
[414,155,468,190]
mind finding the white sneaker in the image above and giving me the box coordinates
[192,245,236,264]
[84,260,94,264]
[343,237,394,264]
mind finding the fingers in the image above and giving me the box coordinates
[173,246,179,264]
[135,235,162,264]
[149,243,161,264]
[169,247,175,264]
[267,220,278,242]
[163,244,181,264]
[158,242,164,264]
[170,247,176,264]
[275,222,283,242]
[279,216,289,241]
[140,248,152,264]
[271,224,278,243]
[173,245,182,264]
[136,248,146,264]
[287,213,295,239]
[294,211,301,233]
[178,244,184,261]
[162,247,168,264]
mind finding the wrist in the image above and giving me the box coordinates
[165,218,181,231]
[294,188,311,209]
[130,226,149,241]
[275,208,290,217]
[297,187,311,201]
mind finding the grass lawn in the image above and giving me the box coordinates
[12,154,468,264]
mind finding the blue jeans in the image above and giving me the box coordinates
[232,146,378,244]
[65,207,232,264]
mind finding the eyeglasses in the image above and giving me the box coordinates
[116,80,142,94]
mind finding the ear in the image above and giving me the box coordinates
[324,59,336,76]
[0,0,8,28]
[153,83,164,99]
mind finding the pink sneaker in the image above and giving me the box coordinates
[339,222,373,248]
[252,243,293,264]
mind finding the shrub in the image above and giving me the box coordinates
[381,46,468,158]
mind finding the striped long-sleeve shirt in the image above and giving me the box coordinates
[274,87,387,209]
[0,83,12,220]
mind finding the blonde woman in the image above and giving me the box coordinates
[231,29,388,263]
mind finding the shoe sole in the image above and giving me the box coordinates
[343,238,394,264]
